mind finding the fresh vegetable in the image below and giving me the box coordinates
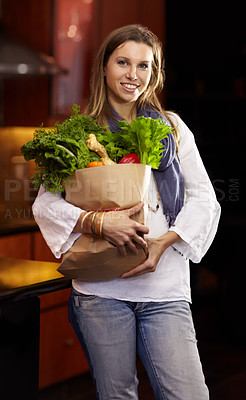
[21,105,107,193]
[86,134,116,165]
[87,161,105,168]
[118,153,140,164]
[21,104,172,194]
[96,116,173,168]
[117,117,172,169]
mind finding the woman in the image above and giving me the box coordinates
[33,25,220,399]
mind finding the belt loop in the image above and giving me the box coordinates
[74,295,79,308]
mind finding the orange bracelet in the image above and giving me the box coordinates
[91,211,105,237]
[94,212,102,236]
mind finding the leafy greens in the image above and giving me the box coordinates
[97,116,172,169]
[21,105,173,194]
[21,105,105,193]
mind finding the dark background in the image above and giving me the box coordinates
[166,1,245,301]
[165,4,246,398]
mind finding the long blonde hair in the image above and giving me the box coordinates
[84,24,179,150]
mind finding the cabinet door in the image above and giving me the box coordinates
[35,232,90,388]
[39,302,89,388]
[33,231,61,262]
[0,233,31,259]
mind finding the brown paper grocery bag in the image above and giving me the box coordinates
[57,164,151,281]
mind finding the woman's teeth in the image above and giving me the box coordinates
[121,83,139,90]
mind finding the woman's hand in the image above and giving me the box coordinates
[121,231,181,278]
[102,202,149,256]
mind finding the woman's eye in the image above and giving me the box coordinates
[118,60,128,66]
[139,63,149,69]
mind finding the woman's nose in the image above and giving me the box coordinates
[126,66,137,80]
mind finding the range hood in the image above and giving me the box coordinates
[0,25,66,76]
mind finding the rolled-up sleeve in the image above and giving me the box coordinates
[168,114,221,263]
[32,186,82,258]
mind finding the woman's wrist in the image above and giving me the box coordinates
[74,211,105,236]
[158,231,181,252]
[74,211,92,234]
[91,211,105,236]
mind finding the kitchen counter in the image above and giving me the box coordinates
[0,257,71,399]
[0,256,70,302]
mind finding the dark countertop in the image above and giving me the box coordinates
[0,257,71,303]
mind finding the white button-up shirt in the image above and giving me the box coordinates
[32,113,221,303]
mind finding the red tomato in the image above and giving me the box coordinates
[87,161,104,168]
[118,153,140,164]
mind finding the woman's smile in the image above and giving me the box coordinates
[120,82,140,92]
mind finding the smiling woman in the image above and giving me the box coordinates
[104,41,153,120]
[32,24,220,400]
[84,24,165,127]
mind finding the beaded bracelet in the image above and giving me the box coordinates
[80,211,93,234]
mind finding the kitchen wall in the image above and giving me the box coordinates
[1,0,53,126]
[1,0,166,126]
[0,0,166,231]
[0,127,37,229]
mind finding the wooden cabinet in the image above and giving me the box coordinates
[0,232,32,259]
[39,295,89,388]
[33,231,89,389]
[32,230,59,263]
[0,230,89,389]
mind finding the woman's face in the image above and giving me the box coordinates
[104,40,153,107]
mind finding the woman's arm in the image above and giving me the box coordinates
[168,112,221,263]
[121,231,181,278]
[32,186,82,258]
[74,203,149,256]
[33,186,149,258]
[121,113,221,278]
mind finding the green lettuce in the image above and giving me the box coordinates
[97,116,172,169]
[21,105,105,193]
[21,105,172,194]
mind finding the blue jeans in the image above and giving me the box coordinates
[68,288,209,400]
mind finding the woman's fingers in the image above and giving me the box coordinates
[121,237,162,278]
[126,202,144,218]
[121,259,153,278]
[117,233,147,256]
[102,202,149,254]
[118,235,148,257]
[127,201,144,217]
[126,202,149,234]
[118,245,127,257]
